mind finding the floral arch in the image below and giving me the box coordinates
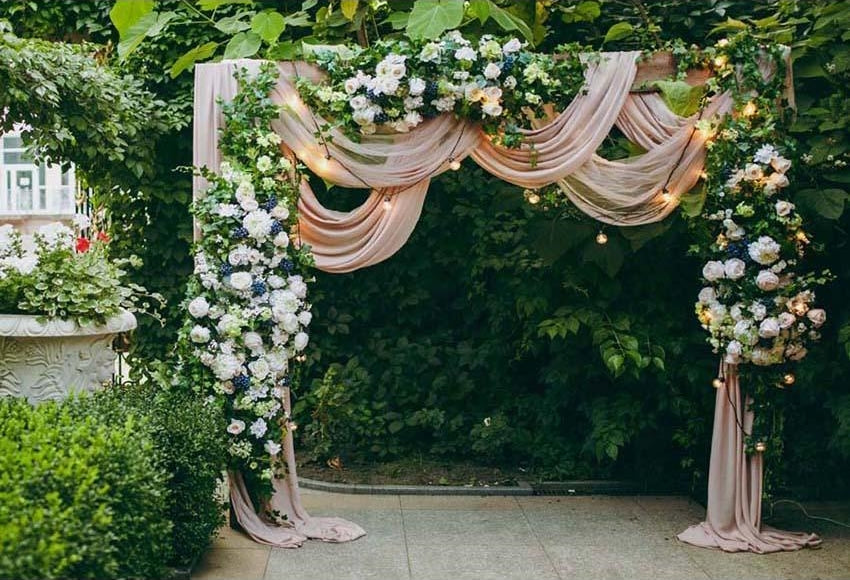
[182,31,826,553]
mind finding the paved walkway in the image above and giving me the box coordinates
[192,490,850,580]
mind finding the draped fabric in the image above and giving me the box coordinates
[192,50,817,554]
[677,363,821,552]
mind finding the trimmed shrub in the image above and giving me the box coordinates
[0,396,172,580]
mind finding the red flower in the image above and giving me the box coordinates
[96,231,110,243]
[76,237,91,253]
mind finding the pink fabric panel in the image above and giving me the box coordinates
[677,363,821,553]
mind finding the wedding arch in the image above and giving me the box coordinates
[184,30,826,553]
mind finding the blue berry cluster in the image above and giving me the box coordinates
[232,226,249,239]
[502,55,516,72]
[280,258,295,274]
[251,280,267,295]
[232,374,251,389]
[260,195,278,211]
[726,240,750,261]
[374,111,389,124]
[270,220,284,235]
[220,263,233,276]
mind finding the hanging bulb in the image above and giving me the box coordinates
[296,354,307,363]
[449,158,461,171]
[742,101,757,117]
[712,377,725,389]
[595,231,608,245]
[660,189,674,204]
[699,170,708,180]
[288,422,298,431]
[782,372,796,386]
[382,196,393,211]
[754,441,767,453]
[526,191,541,205]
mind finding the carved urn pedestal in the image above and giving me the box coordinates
[0,310,137,403]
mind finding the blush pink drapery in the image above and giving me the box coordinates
[193,51,818,553]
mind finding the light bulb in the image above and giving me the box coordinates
[288,422,298,431]
[699,171,708,180]
[449,159,461,171]
[382,196,392,211]
[742,101,757,117]
[527,192,540,205]
[713,55,728,69]
[782,372,796,386]
[596,231,608,245]
[754,441,767,453]
[660,189,674,203]
[712,377,725,389]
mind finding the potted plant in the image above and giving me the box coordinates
[0,218,160,403]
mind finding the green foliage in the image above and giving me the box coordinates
[0,396,171,580]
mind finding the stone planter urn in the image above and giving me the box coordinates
[0,310,137,403]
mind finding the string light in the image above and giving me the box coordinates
[595,231,608,245]
[742,101,758,117]
[449,158,461,171]
[795,230,810,244]
[295,354,307,363]
[782,372,796,386]
[755,441,767,453]
[524,189,541,205]
[713,55,728,69]
[288,422,299,431]
[712,377,725,389]
[382,195,393,211]
[660,189,674,204]
[699,170,708,180]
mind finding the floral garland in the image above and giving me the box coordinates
[177,64,314,491]
[690,34,831,456]
[298,31,587,147]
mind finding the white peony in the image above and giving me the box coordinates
[806,308,826,327]
[243,331,264,352]
[702,260,725,282]
[282,313,299,333]
[294,331,310,351]
[213,354,243,381]
[229,272,253,291]
[248,358,271,381]
[755,270,780,291]
[288,275,308,298]
[483,62,502,79]
[266,350,289,373]
[724,258,746,280]
[408,77,426,96]
[227,419,246,435]
[748,236,781,265]
[759,317,781,338]
[698,287,716,304]
[243,209,274,241]
[268,275,286,289]
[502,38,522,53]
[190,325,211,343]
[297,311,313,326]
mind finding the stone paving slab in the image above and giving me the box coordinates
[191,490,850,580]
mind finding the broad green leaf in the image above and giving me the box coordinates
[197,0,252,10]
[170,41,219,78]
[561,0,601,23]
[619,220,671,251]
[488,2,534,44]
[708,17,748,36]
[215,15,251,34]
[531,219,593,265]
[252,11,286,43]
[406,0,464,41]
[468,0,490,24]
[117,11,158,59]
[384,11,410,30]
[679,184,707,218]
[110,0,154,36]
[341,0,359,20]
[223,31,262,59]
[582,236,625,277]
[603,22,633,43]
[267,40,301,60]
[147,11,176,37]
[284,11,312,28]
[652,80,705,117]
[796,188,849,219]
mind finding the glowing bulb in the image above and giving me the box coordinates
[713,55,728,69]
[527,192,541,205]
[699,171,708,180]
[742,101,757,117]
[795,231,809,244]
[296,354,307,363]
[754,441,767,453]
[660,189,674,204]
[288,422,298,431]
[712,377,725,389]
[782,372,796,386]
[596,231,608,245]
[382,196,392,211]
[449,158,461,171]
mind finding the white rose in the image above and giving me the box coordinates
[806,308,826,327]
[702,260,725,282]
[418,42,441,63]
[288,275,308,298]
[271,204,290,221]
[724,258,746,280]
[190,325,211,343]
[213,354,243,381]
[294,332,310,351]
[240,197,259,212]
[188,296,211,319]
[749,301,767,321]
[227,419,246,435]
[454,46,477,61]
[409,77,426,96]
[344,78,361,94]
[771,156,792,173]
[755,270,780,291]
[248,358,270,381]
[267,350,289,373]
[697,287,716,304]
[775,200,795,217]
[502,38,522,53]
[243,209,273,241]
[743,163,764,181]
[243,331,264,352]
[483,62,502,79]
[759,318,781,338]
[748,236,781,265]
[349,95,368,110]
[778,312,796,329]
[273,232,290,248]
[725,340,743,364]
[282,313,299,333]
[229,272,253,291]
[481,101,503,117]
[268,275,286,289]
[297,311,313,326]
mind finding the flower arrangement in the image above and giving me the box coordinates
[298,32,586,147]
[0,217,157,325]
[177,64,314,490]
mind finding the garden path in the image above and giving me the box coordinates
[192,490,850,580]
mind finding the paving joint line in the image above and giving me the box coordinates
[515,496,564,580]
[398,495,414,580]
